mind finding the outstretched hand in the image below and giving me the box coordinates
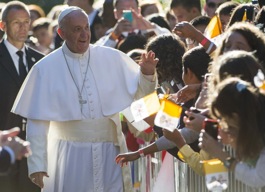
[139,50,159,75]
[0,127,32,160]
[0,127,20,145]
[173,21,199,40]
[183,110,206,133]
[115,151,140,167]
[199,130,225,160]
[169,84,201,104]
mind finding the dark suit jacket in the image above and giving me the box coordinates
[0,41,44,139]
[0,147,11,174]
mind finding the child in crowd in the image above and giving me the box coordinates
[31,17,53,54]
[163,50,265,175]
[170,0,201,22]
[200,77,265,188]
[115,46,210,173]
[216,1,239,32]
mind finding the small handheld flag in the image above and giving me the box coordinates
[154,97,182,132]
[205,15,222,39]
[130,92,160,122]
[203,159,228,191]
[242,9,247,21]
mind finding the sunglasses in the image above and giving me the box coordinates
[207,2,223,9]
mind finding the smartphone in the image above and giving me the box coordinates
[123,10,133,23]
[203,118,219,140]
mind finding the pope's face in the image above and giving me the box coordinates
[60,10,91,54]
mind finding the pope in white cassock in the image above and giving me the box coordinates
[11,6,158,192]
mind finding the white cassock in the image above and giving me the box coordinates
[12,43,157,192]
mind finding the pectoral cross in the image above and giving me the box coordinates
[79,95,87,104]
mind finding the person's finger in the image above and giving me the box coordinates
[183,116,189,123]
[6,127,20,137]
[2,127,20,141]
[115,156,122,164]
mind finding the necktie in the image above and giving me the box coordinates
[16,50,27,81]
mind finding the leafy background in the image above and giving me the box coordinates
[1,0,252,15]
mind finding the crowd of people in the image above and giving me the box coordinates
[1,0,265,191]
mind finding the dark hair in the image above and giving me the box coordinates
[146,34,186,84]
[182,46,210,82]
[113,0,139,8]
[258,0,265,7]
[170,0,201,13]
[215,22,265,68]
[255,6,265,28]
[127,48,145,62]
[211,50,265,87]
[28,4,45,18]
[146,13,171,30]
[210,77,265,160]
[216,1,239,16]
[226,3,259,29]
[190,15,211,28]
[117,34,147,53]
[1,1,29,22]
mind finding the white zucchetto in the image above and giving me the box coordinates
[58,6,83,24]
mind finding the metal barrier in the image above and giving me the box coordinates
[174,158,265,192]
[133,147,265,192]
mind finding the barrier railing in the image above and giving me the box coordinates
[134,146,265,192]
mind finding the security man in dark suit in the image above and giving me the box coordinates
[0,1,44,191]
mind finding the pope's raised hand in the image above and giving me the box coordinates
[139,50,159,75]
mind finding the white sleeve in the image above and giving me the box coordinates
[152,24,171,35]
[234,148,265,188]
[134,72,157,100]
[26,119,50,176]
[95,35,117,48]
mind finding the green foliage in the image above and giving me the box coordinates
[233,0,251,3]
[2,0,64,14]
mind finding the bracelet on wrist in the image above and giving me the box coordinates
[200,37,208,46]
[206,41,214,54]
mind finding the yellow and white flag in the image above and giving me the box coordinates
[154,97,182,132]
[205,15,222,39]
[130,92,160,122]
[242,9,247,21]
[203,159,228,191]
